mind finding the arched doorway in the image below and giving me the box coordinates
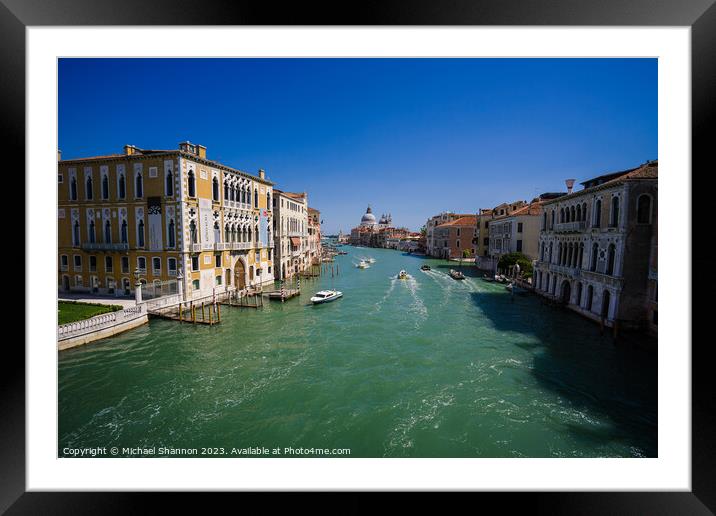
[601,290,611,320]
[62,275,70,291]
[560,279,571,304]
[235,258,246,289]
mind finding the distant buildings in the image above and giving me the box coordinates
[533,160,658,332]
[425,212,473,257]
[349,205,415,248]
[307,207,322,267]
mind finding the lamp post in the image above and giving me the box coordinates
[134,267,143,305]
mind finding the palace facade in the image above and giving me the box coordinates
[273,190,310,281]
[58,142,275,300]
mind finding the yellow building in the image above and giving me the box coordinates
[58,142,275,301]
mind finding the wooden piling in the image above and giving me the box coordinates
[217,302,221,322]
[191,302,196,324]
[201,302,205,321]
[179,303,183,323]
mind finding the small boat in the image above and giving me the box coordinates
[505,283,527,295]
[310,290,343,304]
[337,251,348,255]
[449,269,466,280]
[356,260,370,269]
[420,265,431,271]
[398,270,409,280]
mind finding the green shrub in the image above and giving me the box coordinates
[497,252,534,278]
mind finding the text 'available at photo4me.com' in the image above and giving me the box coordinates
[61,446,352,457]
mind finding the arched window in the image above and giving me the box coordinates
[590,243,599,272]
[637,194,652,224]
[254,188,258,208]
[542,212,547,230]
[166,171,174,197]
[104,220,111,243]
[102,175,109,199]
[214,221,221,242]
[266,192,271,209]
[550,210,555,229]
[610,196,619,227]
[548,242,553,262]
[70,177,77,200]
[601,290,611,320]
[168,219,175,248]
[88,220,96,243]
[224,182,230,201]
[135,172,143,198]
[188,170,196,197]
[606,244,616,276]
[575,282,583,307]
[137,220,145,247]
[578,243,584,269]
[586,285,594,311]
[560,208,565,223]
[225,224,230,242]
[121,219,128,243]
[576,204,581,222]
[73,220,80,246]
[86,176,93,200]
[593,199,602,227]
[189,220,197,244]
[118,173,126,199]
[570,206,575,222]
[212,177,220,201]
[582,203,587,224]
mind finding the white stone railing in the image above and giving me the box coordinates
[57,304,146,341]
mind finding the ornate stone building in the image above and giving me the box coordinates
[533,160,658,330]
[58,142,275,300]
[273,190,310,280]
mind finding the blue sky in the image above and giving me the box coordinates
[59,58,657,234]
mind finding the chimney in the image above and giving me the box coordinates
[197,144,207,159]
[57,149,62,161]
[259,169,266,180]
[565,179,575,194]
[124,144,136,156]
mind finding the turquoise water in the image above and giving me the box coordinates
[58,246,657,458]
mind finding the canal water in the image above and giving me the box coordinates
[58,246,657,458]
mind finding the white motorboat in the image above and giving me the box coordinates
[398,270,410,280]
[356,260,370,269]
[449,269,466,280]
[310,290,343,304]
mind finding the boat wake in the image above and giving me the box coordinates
[373,277,398,312]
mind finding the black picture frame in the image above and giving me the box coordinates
[4,0,712,512]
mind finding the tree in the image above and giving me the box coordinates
[419,225,427,237]
[497,252,533,278]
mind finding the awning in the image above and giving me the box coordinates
[290,237,301,247]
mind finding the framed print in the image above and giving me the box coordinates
[4,0,714,512]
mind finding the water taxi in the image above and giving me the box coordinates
[356,260,370,269]
[398,270,409,280]
[420,265,431,271]
[310,290,343,304]
[367,257,376,263]
[449,269,466,280]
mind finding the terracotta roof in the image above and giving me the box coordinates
[436,215,477,227]
[544,160,658,205]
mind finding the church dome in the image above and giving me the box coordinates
[361,205,377,226]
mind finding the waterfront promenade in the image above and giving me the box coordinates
[58,246,656,458]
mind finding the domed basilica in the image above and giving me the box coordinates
[359,205,392,228]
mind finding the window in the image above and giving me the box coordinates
[190,220,197,244]
[586,285,594,311]
[168,258,177,275]
[58,173,63,184]
[216,275,222,286]
[610,196,619,227]
[86,175,93,200]
[138,220,145,247]
[590,243,599,272]
[121,256,129,273]
[152,257,161,274]
[606,244,616,276]
[60,255,68,269]
[637,194,652,224]
[88,220,96,243]
[137,257,146,272]
[168,219,175,248]
[72,220,80,246]
[70,176,78,200]
[254,188,258,208]
[104,220,112,243]
[118,173,126,199]
[135,172,143,198]
[516,240,522,252]
[188,170,196,197]
[593,199,602,227]
[74,255,82,269]
[191,255,199,271]
[266,192,271,210]
[105,256,113,272]
[121,219,128,244]
[166,170,174,197]
[102,175,109,200]
[212,177,220,201]
[192,279,200,290]
[517,222,523,233]
[215,254,222,267]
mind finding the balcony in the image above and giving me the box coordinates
[81,242,129,252]
[191,243,202,253]
[554,221,586,233]
[214,242,230,251]
[580,269,623,288]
